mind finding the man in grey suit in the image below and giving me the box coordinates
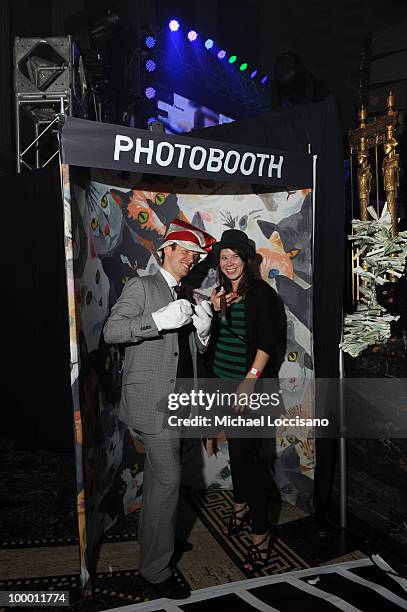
[103,219,215,599]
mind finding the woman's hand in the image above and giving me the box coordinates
[205,438,218,456]
[233,377,257,413]
[210,287,238,311]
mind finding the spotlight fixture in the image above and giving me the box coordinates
[145,35,156,48]
[204,39,214,49]
[187,30,198,42]
[217,50,226,59]
[169,19,180,32]
[239,63,248,71]
[250,69,258,78]
[145,59,156,72]
[229,55,237,64]
[145,86,156,99]
[261,75,268,84]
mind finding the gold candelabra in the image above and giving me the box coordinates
[356,107,371,221]
[348,92,401,302]
[382,94,400,237]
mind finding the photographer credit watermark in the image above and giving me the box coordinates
[165,385,329,437]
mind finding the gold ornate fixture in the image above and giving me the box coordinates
[348,92,401,302]
[349,92,400,236]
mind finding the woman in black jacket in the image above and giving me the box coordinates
[209,229,287,571]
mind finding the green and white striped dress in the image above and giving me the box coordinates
[213,299,247,379]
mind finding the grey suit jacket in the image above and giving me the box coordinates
[103,271,204,434]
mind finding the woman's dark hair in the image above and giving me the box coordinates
[218,248,259,296]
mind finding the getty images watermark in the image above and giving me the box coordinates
[164,382,330,438]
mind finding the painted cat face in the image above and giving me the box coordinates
[85,182,124,256]
[280,350,306,392]
[277,405,315,473]
[279,317,313,385]
[77,255,110,353]
[258,192,312,284]
[110,188,167,252]
[257,231,297,281]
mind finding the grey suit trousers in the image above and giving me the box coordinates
[138,426,181,583]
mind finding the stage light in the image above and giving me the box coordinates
[250,69,258,78]
[205,39,214,49]
[229,55,237,64]
[145,35,156,48]
[187,30,198,42]
[145,59,156,72]
[239,62,248,71]
[169,20,180,32]
[261,75,268,84]
[217,50,226,59]
[145,86,156,99]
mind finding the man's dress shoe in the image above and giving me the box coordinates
[141,574,191,600]
[174,539,193,553]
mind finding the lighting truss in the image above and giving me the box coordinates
[157,38,270,115]
[14,36,73,172]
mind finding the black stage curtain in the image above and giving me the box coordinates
[193,95,345,518]
[2,165,72,450]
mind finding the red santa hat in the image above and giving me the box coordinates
[158,219,216,254]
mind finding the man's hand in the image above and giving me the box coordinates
[192,300,212,341]
[152,299,193,331]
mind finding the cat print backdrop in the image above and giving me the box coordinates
[65,167,314,589]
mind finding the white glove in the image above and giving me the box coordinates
[192,300,212,341]
[152,299,193,331]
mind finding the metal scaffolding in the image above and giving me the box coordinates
[14,36,73,172]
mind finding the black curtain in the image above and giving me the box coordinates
[2,165,73,450]
[194,95,345,518]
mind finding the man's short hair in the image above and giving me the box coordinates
[160,242,177,264]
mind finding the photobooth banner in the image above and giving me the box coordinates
[60,117,313,188]
[59,119,315,592]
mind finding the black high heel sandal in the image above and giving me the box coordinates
[223,503,250,536]
[243,531,272,571]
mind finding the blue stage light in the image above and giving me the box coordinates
[187,30,198,41]
[146,59,156,72]
[205,39,214,49]
[145,36,156,48]
[145,87,156,99]
[217,50,226,59]
[261,75,268,84]
[250,69,258,78]
[169,19,180,31]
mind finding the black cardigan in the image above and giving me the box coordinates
[206,279,287,378]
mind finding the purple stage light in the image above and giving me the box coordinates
[217,50,226,59]
[187,30,198,41]
[250,69,258,78]
[145,87,156,99]
[145,59,156,72]
[145,36,156,48]
[169,19,180,32]
[261,75,268,84]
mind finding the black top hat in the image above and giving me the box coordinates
[211,229,256,260]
